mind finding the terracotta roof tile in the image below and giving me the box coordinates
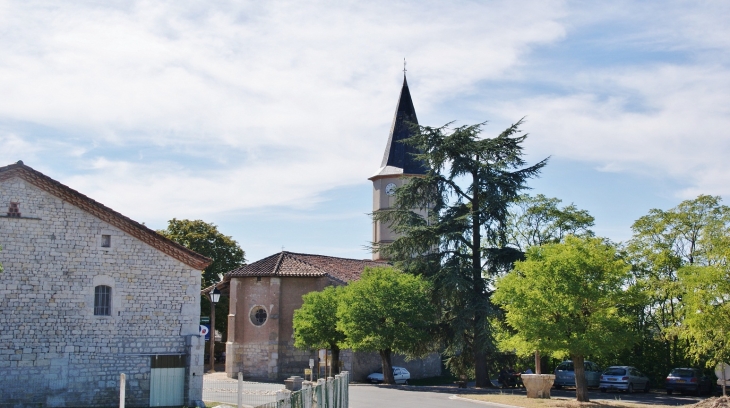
[227,251,388,283]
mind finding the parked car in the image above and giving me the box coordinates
[600,366,650,393]
[665,368,713,395]
[367,366,411,384]
[553,360,602,388]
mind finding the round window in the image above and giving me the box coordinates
[250,306,268,326]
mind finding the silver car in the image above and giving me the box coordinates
[600,366,650,393]
[366,366,411,384]
[553,360,602,388]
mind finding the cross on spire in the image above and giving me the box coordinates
[403,58,407,76]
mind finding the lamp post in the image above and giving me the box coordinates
[209,287,221,373]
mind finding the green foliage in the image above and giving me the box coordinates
[494,236,638,359]
[158,218,245,344]
[494,236,639,401]
[627,195,730,378]
[506,194,594,252]
[337,266,436,356]
[679,266,730,366]
[373,120,547,386]
[157,218,246,288]
[293,286,346,350]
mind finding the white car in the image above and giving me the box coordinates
[367,366,411,384]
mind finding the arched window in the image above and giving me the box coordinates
[94,285,111,316]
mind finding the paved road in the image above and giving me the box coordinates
[350,383,712,408]
[350,384,488,408]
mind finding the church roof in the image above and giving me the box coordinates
[371,75,428,179]
[0,161,212,270]
[226,251,388,284]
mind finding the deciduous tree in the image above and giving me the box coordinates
[678,263,730,396]
[293,286,347,375]
[506,194,594,252]
[337,267,436,385]
[627,195,730,379]
[374,120,547,386]
[158,219,245,343]
[493,236,640,402]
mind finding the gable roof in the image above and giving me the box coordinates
[0,161,212,270]
[227,251,388,284]
[371,75,428,179]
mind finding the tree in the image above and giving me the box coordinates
[293,286,347,375]
[506,194,594,252]
[157,219,245,347]
[337,267,436,385]
[627,195,730,379]
[493,236,640,402]
[157,218,246,288]
[679,264,730,396]
[374,120,547,386]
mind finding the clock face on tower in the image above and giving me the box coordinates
[385,183,397,196]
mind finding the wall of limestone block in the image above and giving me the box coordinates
[0,176,203,407]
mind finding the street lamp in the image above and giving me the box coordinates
[209,287,221,373]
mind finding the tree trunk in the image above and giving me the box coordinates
[572,354,589,402]
[473,314,489,387]
[380,349,395,385]
[471,168,490,388]
[331,346,340,375]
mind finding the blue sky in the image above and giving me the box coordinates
[1,1,729,262]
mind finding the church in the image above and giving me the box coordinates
[219,75,442,382]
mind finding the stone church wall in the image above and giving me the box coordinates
[0,177,203,407]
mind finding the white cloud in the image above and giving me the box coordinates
[0,0,568,221]
[1,0,729,230]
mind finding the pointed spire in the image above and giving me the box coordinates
[379,76,427,175]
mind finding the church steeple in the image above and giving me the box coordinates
[374,76,427,177]
[369,74,428,260]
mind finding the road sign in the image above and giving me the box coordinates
[200,325,210,340]
[200,316,210,324]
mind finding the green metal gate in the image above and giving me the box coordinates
[150,355,186,407]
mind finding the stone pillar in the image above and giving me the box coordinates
[185,335,205,405]
[284,376,303,391]
[521,374,555,399]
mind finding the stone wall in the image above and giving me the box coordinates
[0,176,203,407]
[351,351,442,382]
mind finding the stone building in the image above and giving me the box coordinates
[0,162,211,407]
[219,251,441,381]
[219,74,441,382]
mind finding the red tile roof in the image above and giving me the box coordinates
[227,251,389,284]
[0,161,212,270]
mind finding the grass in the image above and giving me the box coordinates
[458,394,687,408]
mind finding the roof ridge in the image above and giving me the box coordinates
[0,161,211,270]
[285,252,330,276]
[272,251,288,275]
[284,251,384,263]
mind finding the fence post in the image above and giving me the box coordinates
[344,371,349,408]
[326,377,334,408]
[334,374,341,408]
[302,381,313,408]
[316,379,325,408]
[119,373,126,408]
[237,372,243,408]
[276,389,292,408]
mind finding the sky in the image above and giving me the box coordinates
[1,1,729,262]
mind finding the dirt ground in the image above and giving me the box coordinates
[458,394,729,408]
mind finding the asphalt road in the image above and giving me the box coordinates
[349,383,713,408]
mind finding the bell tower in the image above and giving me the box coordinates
[369,74,427,260]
